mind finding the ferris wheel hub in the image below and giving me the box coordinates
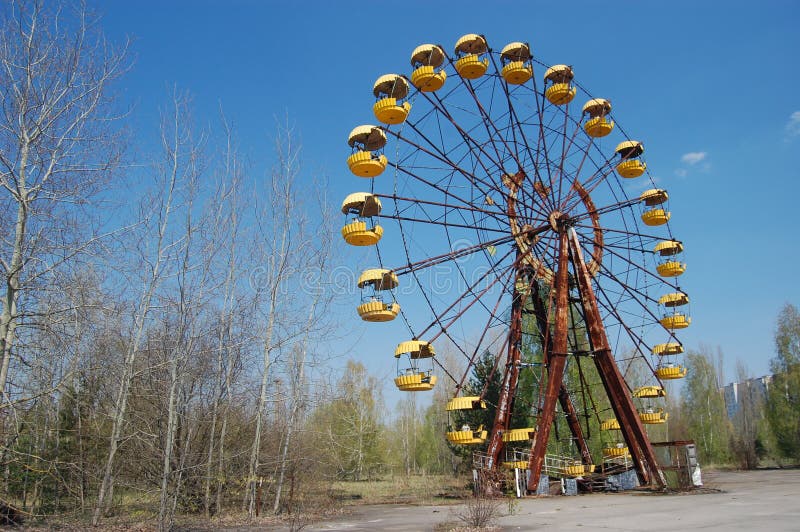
[548,210,565,232]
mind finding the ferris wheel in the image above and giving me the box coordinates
[340,34,690,491]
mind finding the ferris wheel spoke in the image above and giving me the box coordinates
[511,58,569,211]
[391,122,511,208]
[425,90,508,177]
[571,222,673,242]
[485,52,560,217]
[393,231,525,277]
[567,196,643,223]
[453,284,516,392]
[591,237,682,292]
[552,105,587,209]
[376,193,508,219]
[548,117,601,211]
[586,245,677,333]
[441,218,527,326]
[449,72,557,217]
[431,355,460,386]
[530,231,562,278]
[590,279,665,382]
[381,191,508,232]
[381,212,508,233]
[392,164,508,223]
[422,248,520,340]
[558,156,619,214]
[477,333,511,404]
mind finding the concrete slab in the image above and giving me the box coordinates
[298,469,800,531]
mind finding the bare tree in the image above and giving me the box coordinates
[244,124,310,517]
[93,92,192,525]
[0,0,128,408]
[155,98,213,532]
[272,187,334,514]
[201,113,247,516]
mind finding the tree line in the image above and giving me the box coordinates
[0,2,348,528]
[672,303,800,469]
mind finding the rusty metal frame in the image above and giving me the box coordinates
[567,228,665,487]
[521,227,665,491]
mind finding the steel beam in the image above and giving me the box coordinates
[567,228,666,488]
[530,278,592,466]
[526,229,571,488]
[485,265,524,468]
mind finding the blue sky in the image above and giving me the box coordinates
[97,1,799,397]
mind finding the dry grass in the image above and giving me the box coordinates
[451,495,502,529]
[329,474,469,505]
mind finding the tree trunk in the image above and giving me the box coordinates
[93,96,183,526]
[158,348,181,531]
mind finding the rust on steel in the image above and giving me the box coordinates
[529,277,592,465]
[526,228,571,488]
[567,228,666,488]
[485,170,528,468]
[484,265,525,468]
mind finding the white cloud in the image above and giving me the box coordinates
[786,111,800,137]
[680,152,707,165]
[674,168,687,178]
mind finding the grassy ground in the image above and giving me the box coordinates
[14,475,469,530]
[328,474,470,505]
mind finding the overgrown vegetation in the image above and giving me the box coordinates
[671,304,800,470]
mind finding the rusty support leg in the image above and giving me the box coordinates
[567,228,666,488]
[530,279,592,466]
[485,265,524,468]
[526,230,570,489]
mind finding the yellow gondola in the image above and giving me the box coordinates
[655,364,688,379]
[659,291,691,330]
[641,207,671,226]
[356,268,399,322]
[564,463,585,476]
[659,292,689,307]
[603,446,630,458]
[543,64,576,105]
[654,239,686,277]
[639,408,669,424]
[340,192,383,246]
[372,74,412,125]
[446,424,488,445]
[395,340,434,359]
[454,33,489,79]
[633,386,665,398]
[615,140,646,178]
[660,314,691,329]
[582,98,614,137]
[640,189,668,206]
[502,427,536,442]
[394,371,437,391]
[500,42,533,84]
[446,396,486,410]
[410,44,447,92]
[600,418,620,431]
[502,461,529,470]
[347,125,388,178]
[652,342,684,356]
[394,340,436,391]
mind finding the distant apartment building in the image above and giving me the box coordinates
[721,375,772,419]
